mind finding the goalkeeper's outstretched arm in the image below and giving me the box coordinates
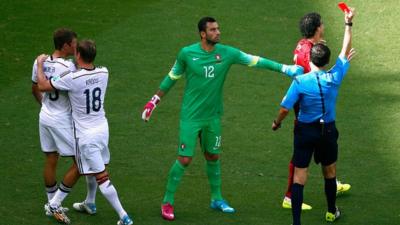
[254,56,304,77]
[236,51,304,77]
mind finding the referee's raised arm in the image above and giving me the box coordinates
[340,8,355,59]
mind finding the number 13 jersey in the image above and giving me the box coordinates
[32,56,76,128]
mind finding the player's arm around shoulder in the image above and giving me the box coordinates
[31,59,43,104]
[36,54,74,92]
[35,54,54,92]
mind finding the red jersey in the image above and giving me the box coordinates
[292,39,313,119]
[293,38,313,73]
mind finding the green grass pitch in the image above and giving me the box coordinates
[1,0,400,224]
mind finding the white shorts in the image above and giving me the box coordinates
[75,130,110,175]
[39,123,74,156]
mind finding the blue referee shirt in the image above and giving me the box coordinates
[281,56,350,123]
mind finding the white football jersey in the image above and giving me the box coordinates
[50,66,109,136]
[32,56,76,128]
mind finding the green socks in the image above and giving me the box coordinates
[162,159,223,204]
[163,160,186,205]
[206,160,223,201]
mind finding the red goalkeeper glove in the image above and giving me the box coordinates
[142,95,161,122]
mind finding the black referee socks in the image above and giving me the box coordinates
[324,177,337,213]
[292,183,304,225]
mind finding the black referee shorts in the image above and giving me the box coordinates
[293,121,339,168]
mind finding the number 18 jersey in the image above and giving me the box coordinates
[32,56,76,128]
[50,67,109,135]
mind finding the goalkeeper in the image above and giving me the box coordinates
[141,16,303,221]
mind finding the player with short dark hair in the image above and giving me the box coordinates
[294,12,324,73]
[310,44,331,66]
[198,16,217,34]
[142,16,303,221]
[31,27,86,218]
[272,8,356,225]
[299,13,322,39]
[53,28,78,50]
[35,40,133,225]
[281,12,351,211]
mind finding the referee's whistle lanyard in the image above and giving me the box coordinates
[316,73,326,134]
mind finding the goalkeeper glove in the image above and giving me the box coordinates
[142,95,161,122]
[281,65,304,77]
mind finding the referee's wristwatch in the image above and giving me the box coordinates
[345,22,353,26]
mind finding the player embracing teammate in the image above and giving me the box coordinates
[31,29,82,220]
[34,33,133,225]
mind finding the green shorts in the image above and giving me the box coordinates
[178,118,222,157]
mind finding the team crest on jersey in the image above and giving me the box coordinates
[180,143,186,150]
[215,54,222,63]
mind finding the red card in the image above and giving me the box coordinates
[338,2,350,13]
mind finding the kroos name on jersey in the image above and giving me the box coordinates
[86,78,99,86]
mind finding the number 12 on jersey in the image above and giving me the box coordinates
[84,87,102,114]
[203,65,215,78]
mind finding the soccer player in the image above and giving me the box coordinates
[35,40,133,225]
[281,12,351,211]
[31,28,97,218]
[141,16,303,221]
[272,8,355,225]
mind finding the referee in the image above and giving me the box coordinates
[272,8,355,225]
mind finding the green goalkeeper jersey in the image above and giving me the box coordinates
[160,42,283,121]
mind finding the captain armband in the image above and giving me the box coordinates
[248,55,260,67]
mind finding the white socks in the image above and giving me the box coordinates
[45,183,58,201]
[49,182,71,208]
[98,180,127,219]
[85,175,98,204]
